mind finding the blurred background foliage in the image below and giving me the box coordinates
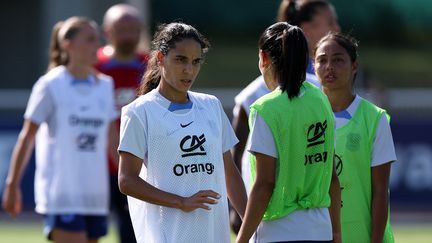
[150,0,432,89]
[0,0,431,89]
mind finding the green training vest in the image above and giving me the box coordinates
[335,98,394,243]
[249,82,335,221]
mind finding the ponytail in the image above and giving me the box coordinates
[47,21,66,71]
[137,54,161,95]
[259,22,308,99]
[279,26,308,98]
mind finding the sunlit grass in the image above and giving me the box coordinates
[1,219,431,243]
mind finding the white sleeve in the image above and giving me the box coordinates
[371,114,397,167]
[247,112,277,158]
[118,107,147,160]
[24,79,55,124]
[219,101,239,152]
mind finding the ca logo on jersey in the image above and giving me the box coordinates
[335,154,343,176]
[179,134,207,157]
[76,133,97,151]
[306,120,327,147]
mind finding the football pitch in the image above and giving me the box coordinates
[0,217,431,243]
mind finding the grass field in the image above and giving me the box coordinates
[1,214,431,243]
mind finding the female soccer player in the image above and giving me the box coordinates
[2,16,117,243]
[235,22,341,243]
[117,22,247,243]
[230,1,341,233]
[313,32,396,243]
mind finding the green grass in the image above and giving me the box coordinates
[392,224,432,243]
[0,221,117,243]
[1,220,431,243]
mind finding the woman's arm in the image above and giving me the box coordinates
[118,151,220,212]
[2,120,39,217]
[223,150,247,218]
[371,162,392,243]
[231,105,249,172]
[236,152,275,243]
[329,162,342,243]
[108,120,119,167]
[230,105,249,232]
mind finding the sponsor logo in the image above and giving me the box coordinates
[76,133,97,151]
[69,115,103,128]
[173,162,214,176]
[180,121,194,128]
[341,186,345,208]
[304,120,329,166]
[306,120,327,147]
[335,154,343,176]
[180,134,207,157]
[334,154,344,207]
[304,151,328,165]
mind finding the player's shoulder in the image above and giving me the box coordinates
[121,95,146,116]
[188,91,220,105]
[38,66,69,86]
[357,95,386,115]
[127,89,159,108]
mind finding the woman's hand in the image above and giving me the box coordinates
[2,183,22,217]
[180,190,220,212]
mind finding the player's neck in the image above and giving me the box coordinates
[66,63,93,80]
[324,89,355,112]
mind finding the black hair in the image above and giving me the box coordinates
[259,22,309,99]
[137,22,210,95]
[313,32,359,63]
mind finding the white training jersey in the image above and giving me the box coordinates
[25,66,116,215]
[119,89,238,243]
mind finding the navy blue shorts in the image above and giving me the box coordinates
[44,214,108,240]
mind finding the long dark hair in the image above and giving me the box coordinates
[47,16,98,71]
[259,22,309,99]
[137,22,210,95]
[277,0,331,25]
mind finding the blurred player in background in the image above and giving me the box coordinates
[95,4,149,243]
[2,16,117,243]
